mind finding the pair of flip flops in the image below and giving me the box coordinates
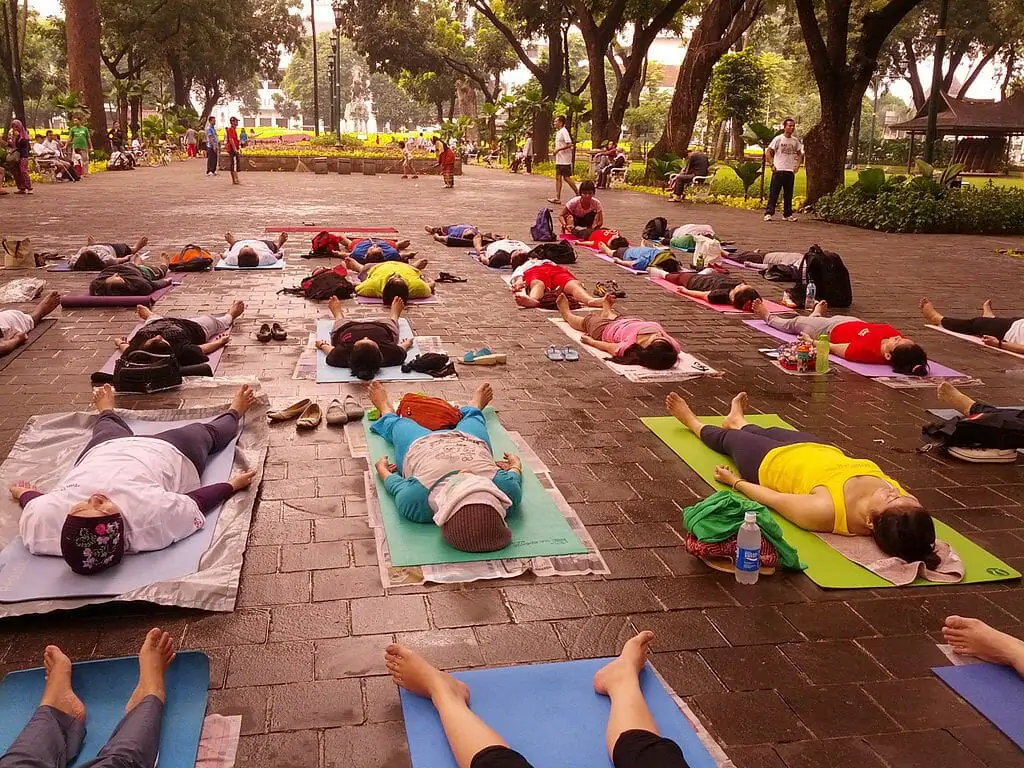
[437,272,467,283]
[461,347,507,365]
[594,280,626,298]
[326,396,365,426]
[545,345,579,362]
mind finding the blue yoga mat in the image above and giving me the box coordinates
[0,416,239,602]
[933,662,1024,749]
[214,258,285,270]
[401,658,718,768]
[315,318,434,382]
[0,652,209,768]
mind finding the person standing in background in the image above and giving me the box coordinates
[225,116,242,185]
[205,116,219,177]
[184,125,198,158]
[523,130,534,174]
[239,127,249,148]
[68,115,92,176]
[764,118,803,222]
[548,116,578,204]
[6,120,33,194]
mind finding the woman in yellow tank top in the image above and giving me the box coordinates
[666,390,940,568]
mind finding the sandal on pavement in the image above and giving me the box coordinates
[545,345,565,362]
[326,399,347,426]
[257,323,273,343]
[437,272,467,283]
[563,346,580,362]
[594,281,609,298]
[343,395,365,421]
[297,402,322,430]
[268,398,312,422]
[461,351,507,365]
[271,322,287,341]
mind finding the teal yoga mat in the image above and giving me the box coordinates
[364,408,588,565]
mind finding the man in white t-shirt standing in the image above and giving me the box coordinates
[764,118,803,222]
[548,116,579,204]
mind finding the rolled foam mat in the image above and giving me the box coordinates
[60,283,178,308]
[641,414,1020,588]
[364,407,588,566]
[933,662,1024,749]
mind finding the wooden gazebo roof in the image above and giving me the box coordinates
[892,91,1024,136]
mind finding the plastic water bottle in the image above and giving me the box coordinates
[735,511,761,584]
[816,333,830,373]
[804,280,817,310]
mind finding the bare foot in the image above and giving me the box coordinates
[37,291,61,316]
[384,643,471,705]
[722,392,749,430]
[666,392,702,433]
[751,298,769,322]
[471,383,493,410]
[390,297,406,317]
[327,295,344,319]
[135,304,154,321]
[230,384,258,415]
[937,382,975,415]
[125,628,175,712]
[919,298,943,325]
[93,383,116,412]
[602,292,616,310]
[228,300,245,319]
[397,239,411,250]
[982,299,995,317]
[278,232,289,246]
[87,235,96,245]
[514,293,540,308]
[942,616,1024,668]
[134,236,149,252]
[40,645,86,720]
[224,231,235,245]
[368,381,393,415]
[593,631,655,696]
[423,225,435,235]
[810,300,828,317]
[555,293,571,319]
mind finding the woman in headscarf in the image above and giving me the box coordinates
[7,120,33,194]
[433,137,457,189]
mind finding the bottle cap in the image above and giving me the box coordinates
[818,334,828,340]
[744,511,757,523]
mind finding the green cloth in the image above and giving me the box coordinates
[69,125,90,150]
[669,234,695,250]
[683,490,805,571]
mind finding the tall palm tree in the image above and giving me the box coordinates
[64,0,108,150]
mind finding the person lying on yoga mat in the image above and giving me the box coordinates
[557,293,680,369]
[385,631,693,768]
[0,291,60,357]
[425,224,504,250]
[89,262,172,296]
[596,242,681,273]
[478,238,531,267]
[343,244,428,273]
[666,390,938,568]
[0,627,178,768]
[339,236,415,263]
[558,181,604,234]
[115,301,244,366]
[572,227,628,250]
[660,271,761,310]
[221,231,287,267]
[510,258,604,309]
[316,295,412,378]
[732,250,804,268]
[9,383,259,574]
[920,297,1024,354]
[355,261,434,302]
[942,616,1024,678]
[754,299,929,375]
[369,381,522,552]
[69,235,150,270]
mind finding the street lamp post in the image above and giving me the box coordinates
[310,0,319,135]
[328,56,336,136]
[332,0,344,137]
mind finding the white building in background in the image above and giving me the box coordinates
[206,79,303,131]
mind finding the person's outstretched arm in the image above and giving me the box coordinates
[714,466,832,532]
[375,457,432,522]
[676,286,711,300]
[580,335,619,354]
[983,335,1024,354]
[597,242,615,256]
[199,336,230,354]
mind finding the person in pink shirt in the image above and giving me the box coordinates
[555,293,681,369]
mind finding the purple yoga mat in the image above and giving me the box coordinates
[742,319,968,378]
[720,257,760,270]
[60,282,178,309]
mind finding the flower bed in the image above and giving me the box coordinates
[218,154,460,175]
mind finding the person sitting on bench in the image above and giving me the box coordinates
[942,615,1024,679]
[316,296,411,379]
[478,238,531,268]
[666,149,709,202]
[355,261,435,303]
[9,383,259,574]
[368,381,521,552]
[0,291,60,357]
[510,258,604,309]
[667,389,938,566]
[425,224,503,250]
[597,242,681,273]
[115,301,244,366]
[70,236,150,271]
[571,228,628,250]
[89,262,172,296]
[339,235,413,263]
[659,270,761,310]
[755,299,929,375]
[557,293,680,369]
[558,181,604,234]
[384,630,693,768]
[0,628,179,768]
[221,231,287,267]
[920,297,1024,355]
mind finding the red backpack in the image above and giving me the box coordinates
[278,265,354,300]
[309,231,343,256]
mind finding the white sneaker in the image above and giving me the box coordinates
[763,214,773,221]
[784,215,797,222]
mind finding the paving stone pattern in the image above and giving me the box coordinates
[1,164,1023,767]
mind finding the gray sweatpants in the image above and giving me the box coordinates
[0,695,163,768]
[765,314,859,337]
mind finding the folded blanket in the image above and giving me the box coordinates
[813,533,964,586]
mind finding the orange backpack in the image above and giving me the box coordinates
[168,244,214,272]
[397,393,461,431]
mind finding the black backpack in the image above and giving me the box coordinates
[528,240,576,264]
[790,245,852,308]
[642,217,669,242]
[111,350,182,393]
[402,352,455,378]
[924,409,1024,450]
[278,266,355,300]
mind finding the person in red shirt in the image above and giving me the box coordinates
[572,228,628,250]
[753,299,929,375]
[225,117,242,185]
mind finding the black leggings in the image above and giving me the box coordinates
[700,424,820,483]
[78,411,240,475]
[940,316,1021,341]
[470,730,689,768]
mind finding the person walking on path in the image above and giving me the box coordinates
[68,115,92,177]
[7,120,34,194]
[549,116,578,204]
[523,130,534,174]
[184,125,198,158]
[205,116,219,177]
[225,117,242,185]
[764,118,803,222]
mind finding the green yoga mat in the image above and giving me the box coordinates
[641,414,1021,589]
[365,409,588,566]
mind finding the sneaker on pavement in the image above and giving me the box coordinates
[783,215,797,222]
[763,214,773,222]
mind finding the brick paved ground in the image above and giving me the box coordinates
[1,163,1023,768]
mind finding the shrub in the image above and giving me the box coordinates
[91,149,109,162]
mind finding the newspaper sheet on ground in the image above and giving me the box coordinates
[293,332,453,379]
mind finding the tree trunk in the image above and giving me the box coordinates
[168,54,191,108]
[713,120,728,160]
[65,0,108,151]
[849,104,862,165]
[730,118,744,158]
[0,0,27,122]
[129,96,140,137]
[902,38,925,110]
[578,18,611,145]
[804,94,851,204]
[435,102,443,124]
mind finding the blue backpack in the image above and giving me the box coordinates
[531,207,555,242]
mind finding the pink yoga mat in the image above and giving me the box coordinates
[265,226,399,233]
[649,277,790,314]
[355,295,437,305]
[720,257,760,271]
[742,319,968,378]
